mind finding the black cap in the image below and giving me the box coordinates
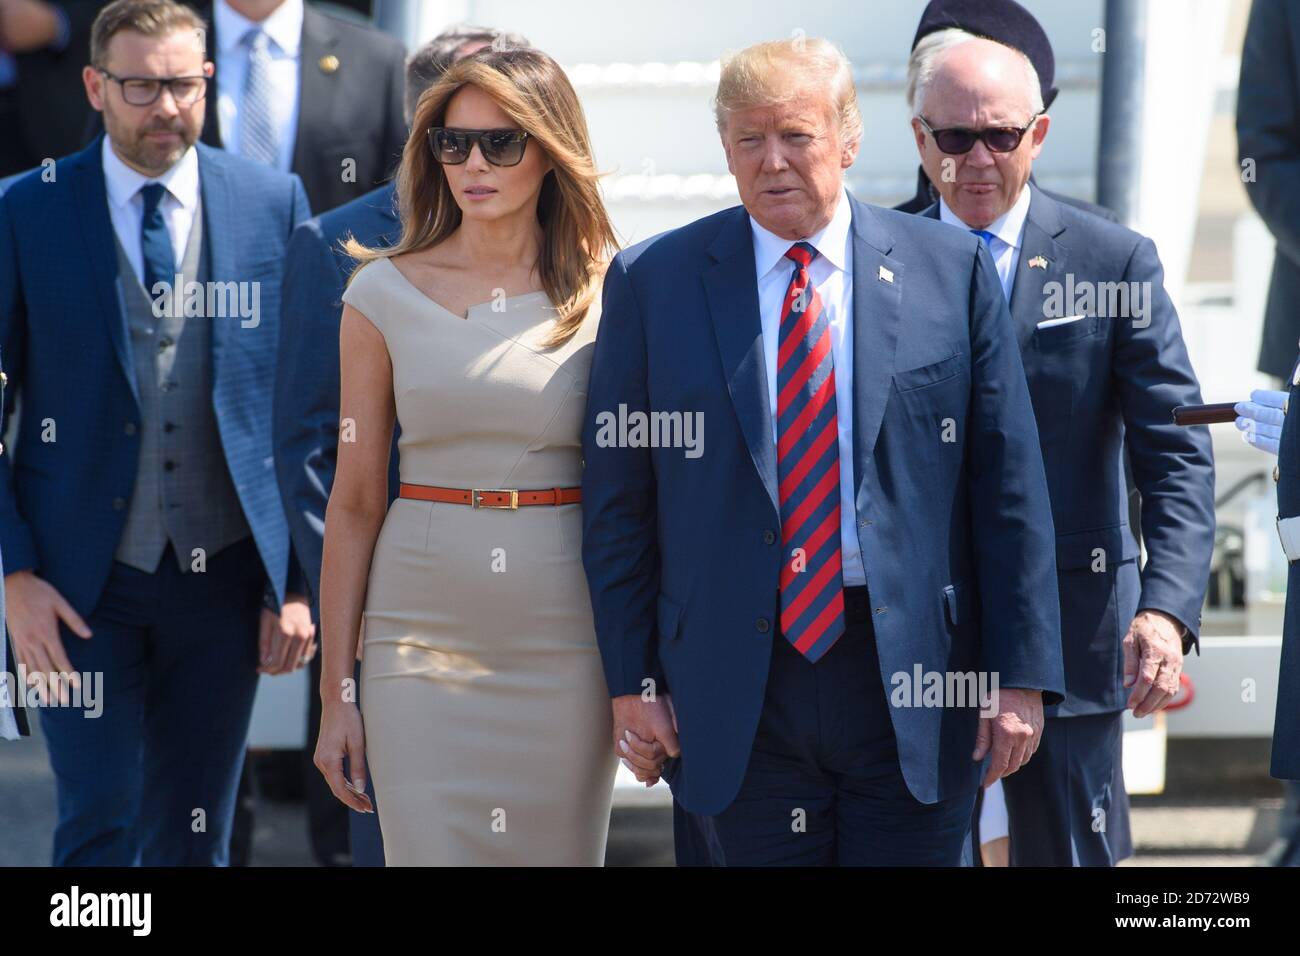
[911,0,1058,109]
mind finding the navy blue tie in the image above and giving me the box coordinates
[970,228,996,249]
[139,182,175,297]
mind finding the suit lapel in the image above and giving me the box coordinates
[72,138,138,406]
[703,208,778,516]
[1008,186,1068,348]
[848,196,903,489]
[291,7,338,175]
[197,147,237,394]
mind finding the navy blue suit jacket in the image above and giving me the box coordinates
[581,193,1065,814]
[0,136,310,615]
[921,187,1216,715]
[1274,358,1300,780]
[273,183,402,609]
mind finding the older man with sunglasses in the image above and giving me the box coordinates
[907,15,1215,866]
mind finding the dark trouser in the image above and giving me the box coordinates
[38,538,264,866]
[686,586,975,866]
[1001,710,1131,866]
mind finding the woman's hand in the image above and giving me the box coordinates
[314,700,374,813]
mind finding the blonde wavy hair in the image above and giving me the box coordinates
[345,47,616,347]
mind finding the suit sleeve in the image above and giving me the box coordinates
[273,222,345,607]
[1237,0,1300,262]
[580,255,667,699]
[1115,237,1216,647]
[0,194,38,574]
[380,45,408,187]
[966,242,1065,704]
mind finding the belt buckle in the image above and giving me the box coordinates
[472,488,519,510]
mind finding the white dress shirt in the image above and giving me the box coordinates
[750,186,864,587]
[102,137,201,287]
[214,0,303,173]
[939,184,1032,301]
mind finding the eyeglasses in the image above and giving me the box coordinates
[917,112,1041,154]
[428,127,530,167]
[98,69,208,107]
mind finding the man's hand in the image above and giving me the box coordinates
[972,687,1044,787]
[258,593,316,675]
[1123,609,1184,717]
[1234,388,1287,456]
[611,693,679,787]
[3,569,92,705]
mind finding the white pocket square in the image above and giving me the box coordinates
[1036,314,1087,330]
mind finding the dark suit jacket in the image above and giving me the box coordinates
[196,2,407,215]
[920,186,1216,715]
[582,193,1065,815]
[273,182,401,611]
[1275,357,1300,780]
[1237,0,1300,378]
[1,1,107,177]
[0,136,310,616]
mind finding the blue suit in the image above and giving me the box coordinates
[582,193,1064,862]
[0,137,308,611]
[0,136,309,864]
[1276,360,1300,783]
[923,186,1215,865]
[273,183,401,867]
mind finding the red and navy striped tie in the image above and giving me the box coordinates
[776,241,845,661]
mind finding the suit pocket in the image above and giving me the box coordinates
[1055,525,1140,572]
[657,592,683,642]
[1033,313,1100,349]
[892,351,964,393]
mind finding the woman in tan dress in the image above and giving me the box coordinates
[314,48,642,865]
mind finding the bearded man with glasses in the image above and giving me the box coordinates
[907,17,1215,868]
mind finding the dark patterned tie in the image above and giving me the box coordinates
[139,182,175,297]
[776,241,845,661]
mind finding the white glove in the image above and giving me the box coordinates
[1234,389,1287,456]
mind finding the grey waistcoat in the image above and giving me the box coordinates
[112,200,251,573]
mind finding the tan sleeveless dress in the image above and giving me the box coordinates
[341,256,617,866]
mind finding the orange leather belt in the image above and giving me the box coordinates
[398,482,581,510]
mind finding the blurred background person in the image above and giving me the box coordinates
[0,0,106,177]
[0,0,311,864]
[197,0,406,212]
[272,22,529,868]
[1237,0,1300,382]
[909,16,1215,865]
[316,46,620,864]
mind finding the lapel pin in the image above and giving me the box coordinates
[1028,255,1048,270]
[878,265,894,283]
[319,54,340,74]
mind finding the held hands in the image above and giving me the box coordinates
[972,687,1044,788]
[1234,388,1287,455]
[611,693,680,787]
[1122,609,1185,717]
[257,593,316,675]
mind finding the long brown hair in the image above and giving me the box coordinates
[345,47,616,346]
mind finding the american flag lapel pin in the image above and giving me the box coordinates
[878,265,894,283]
[1028,255,1048,270]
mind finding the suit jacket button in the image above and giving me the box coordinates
[756,618,770,633]
[859,518,871,528]
[763,529,776,545]
[112,497,126,510]
[124,422,136,436]
[874,606,887,615]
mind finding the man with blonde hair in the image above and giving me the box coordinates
[583,36,1064,865]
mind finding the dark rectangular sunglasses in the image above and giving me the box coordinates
[428,127,531,167]
[917,112,1041,154]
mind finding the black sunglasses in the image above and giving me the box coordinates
[917,112,1041,154]
[98,69,208,107]
[427,127,530,167]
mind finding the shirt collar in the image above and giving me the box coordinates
[749,185,852,280]
[938,183,1032,250]
[102,135,201,213]
[215,0,304,57]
